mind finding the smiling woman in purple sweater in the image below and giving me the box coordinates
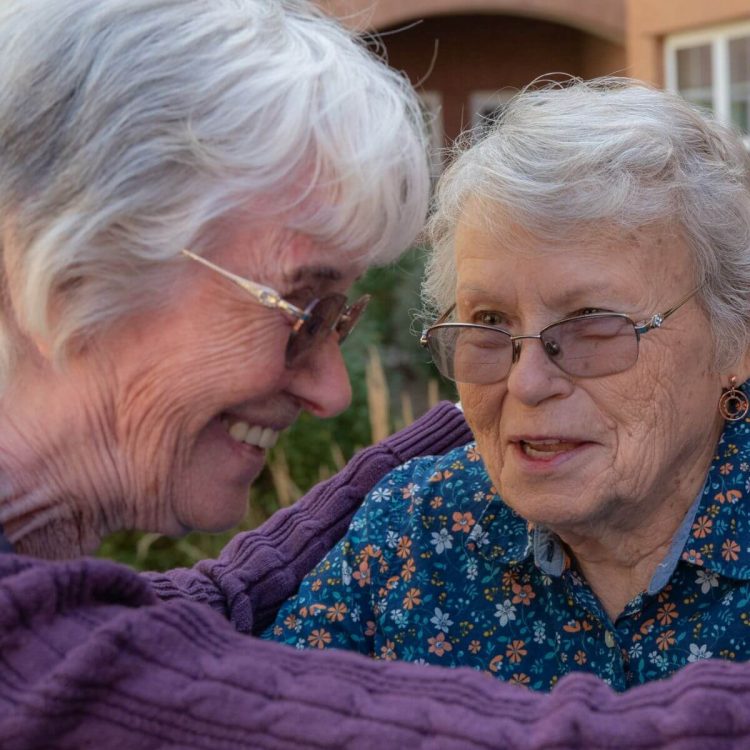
[0,0,749,747]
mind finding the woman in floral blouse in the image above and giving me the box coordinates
[264,77,750,691]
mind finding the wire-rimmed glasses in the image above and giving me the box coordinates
[182,249,370,368]
[420,289,700,384]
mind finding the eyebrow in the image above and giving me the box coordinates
[285,265,343,285]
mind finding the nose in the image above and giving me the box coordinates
[287,336,353,418]
[505,335,572,406]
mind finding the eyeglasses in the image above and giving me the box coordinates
[182,249,369,367]
[420,289,700,384]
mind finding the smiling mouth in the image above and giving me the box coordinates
[220,415,280,449]
[519,439,582,458]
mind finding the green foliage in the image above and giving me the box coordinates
[97,247,455,572]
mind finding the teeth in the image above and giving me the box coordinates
[522,440,577,457]
[225,418,279,449]
[229,421,249,442]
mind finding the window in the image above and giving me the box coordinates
[469,90,515,135]
[665,21,750,137]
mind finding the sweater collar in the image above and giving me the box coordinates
[0,523,14,554]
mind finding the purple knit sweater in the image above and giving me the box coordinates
[1,403,749,749]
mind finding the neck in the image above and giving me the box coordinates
[554,422,722,621]
[0,357,126,559]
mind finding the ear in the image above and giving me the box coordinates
[724,346,750,388]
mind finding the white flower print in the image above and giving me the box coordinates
[431,528,454,553]
[629,642,642,659]
[341,559,352,586]
[371,486,392,503]
[695,569,719,594]
[465,559,478,581]
[430,607,454,632]
[385,530,399,549]
[687,643,713,662]
[494,599,517,626]
[468,523,489,548]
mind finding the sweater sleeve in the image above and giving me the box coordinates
[144,401,473,634]
[1,554,749,749]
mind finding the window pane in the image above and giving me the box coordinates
[730,36,750,133]
[676,45,713,112]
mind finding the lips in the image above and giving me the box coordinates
[519,439,581,458]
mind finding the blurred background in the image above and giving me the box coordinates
[100,0,750,570]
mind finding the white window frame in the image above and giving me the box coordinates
[469,90,515,131]
[665,20,750,141]
[419,90,444,178]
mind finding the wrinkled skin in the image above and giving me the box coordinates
[454,204,750,616]
[0,219,361,557]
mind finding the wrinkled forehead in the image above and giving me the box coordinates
[455,195,685,261]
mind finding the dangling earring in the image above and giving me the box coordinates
[719,376,749,421]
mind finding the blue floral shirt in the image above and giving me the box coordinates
[263,416,750,692]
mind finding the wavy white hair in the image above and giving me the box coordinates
[424,77,750,370]
[0,0,429,387]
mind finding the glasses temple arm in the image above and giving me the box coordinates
[181,249,306,320]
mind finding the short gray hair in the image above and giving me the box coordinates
[0,0,429,386]
[424,77,750,370]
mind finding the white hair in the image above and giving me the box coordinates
[424,77,750,370]
[0,0,429,386]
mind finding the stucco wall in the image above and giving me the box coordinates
[627,0,750,84]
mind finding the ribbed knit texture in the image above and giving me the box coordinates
[1,403,749,748]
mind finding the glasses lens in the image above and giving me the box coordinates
[426,325,513,384]
[285,294,348,366]
[336,294,370,344]
[542,315,638,377]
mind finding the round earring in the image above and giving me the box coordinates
[719,376,749,422]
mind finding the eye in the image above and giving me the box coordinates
[574,307,608,317]
[474,310,506,327]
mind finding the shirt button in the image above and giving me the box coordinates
[604,631,616,648]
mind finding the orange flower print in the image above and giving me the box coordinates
[352,560,371,587]
[396,536,412,559]
[469,640,482,654]
[380,640,397,661]
[403,587,422,610]
[311,579,322,592]
[715,489,743,505]
[722,539,740,562]
[506,640,527,664]
[574,650,587,666]
[502,570,518,588]
[488,654,504,672]
[401,558,416,581]
[428,632,453,656]
[656,629,676,651]
[430,497,443,509]
[656,602,678,626]
[308,629,332,649]
[283,614,298,630]
[692,515,713,539]
[451,511,476,533]
[719,462,733,475]
[509,673,531,686]
[681,549,704,566]
[401,482,420,499]
[326,602,348,622]
[511,582,536,606]
[466,446,482,462]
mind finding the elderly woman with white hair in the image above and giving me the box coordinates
[2,0,750,743]
[267,78,750,693]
